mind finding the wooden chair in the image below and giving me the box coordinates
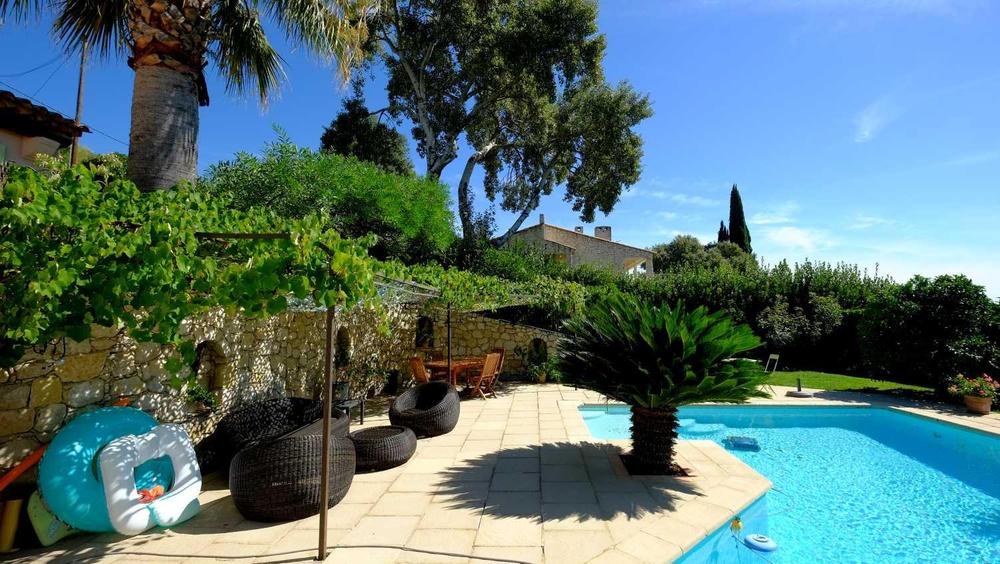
[484,348,505,398]
[409,356,430,384]
[465,352,502,401]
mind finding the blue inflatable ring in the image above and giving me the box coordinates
[744,533,778,552]
[38,407,174,532]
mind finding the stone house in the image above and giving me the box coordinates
[505,215,654,276]
[0,90,88,167]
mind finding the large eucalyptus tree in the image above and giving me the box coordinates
[370,0,650,243]
[1,0,375,191]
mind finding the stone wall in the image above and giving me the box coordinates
[0,303,558,472]
[426,310,563,374]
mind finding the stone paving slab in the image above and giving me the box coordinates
[14,382,996,563]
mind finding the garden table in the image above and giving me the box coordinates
[424,356,485,386]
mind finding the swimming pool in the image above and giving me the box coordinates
[579,405,1000,563]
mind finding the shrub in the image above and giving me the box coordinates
[947,374,998,400]
[859,275,999,390]
[201,136,455,263]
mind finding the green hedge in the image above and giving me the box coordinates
[477,244,998,389]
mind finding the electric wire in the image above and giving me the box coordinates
[30,55,69,98]
[0,78,128,147]
[0,55,62,77]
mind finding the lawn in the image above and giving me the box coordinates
[766,370,932,394]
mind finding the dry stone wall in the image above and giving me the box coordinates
[0,303,558,472]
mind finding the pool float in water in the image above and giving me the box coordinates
[99,424,201,535]
[744,533,778,552]
[38,407,174,532]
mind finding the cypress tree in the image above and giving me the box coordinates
[728,184,752,253]
[717,221,730,243]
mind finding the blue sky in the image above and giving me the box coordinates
[2,0,998,296]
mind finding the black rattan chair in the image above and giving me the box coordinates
[388,381,460,438]
[199,397,349,473]
[229,419,356,522]
[350,426,417,472]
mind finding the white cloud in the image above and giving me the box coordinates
[665,193,722,207]
[763,226,832,253]
[854,95,903,143]
[848,213,897,230]
[655,211,679,220]
[749,201,800,225]
[937,149,1000,167]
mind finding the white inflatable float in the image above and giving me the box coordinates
[99,424,202,535]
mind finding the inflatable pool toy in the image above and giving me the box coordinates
[744,533,778,552]
[99,424,201,536]
[27,491,79,547]
[38,407,174,532]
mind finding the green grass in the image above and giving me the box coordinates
[766,370,932,394]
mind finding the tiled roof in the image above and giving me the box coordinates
[0,90,89,146]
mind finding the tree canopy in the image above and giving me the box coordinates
[320,91,414,175]
[369,0,648,243]
[201,135,455,264]
[727,184,752,253]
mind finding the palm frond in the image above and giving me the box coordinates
[210,0,284,103]
[51,0,129,57]
[0,0,43,21]
[263,0,378,82]
[560,293,768,408]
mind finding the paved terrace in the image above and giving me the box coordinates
[13,383,999,563]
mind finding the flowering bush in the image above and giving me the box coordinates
[948,374,998,399]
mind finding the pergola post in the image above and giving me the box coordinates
[317,307,335,560]
[447,303,453,377]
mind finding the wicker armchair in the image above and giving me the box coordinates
[199,397,349,473]
[389,381,460,438]
[229,419,355,522]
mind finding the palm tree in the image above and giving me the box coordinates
[560,293,768,475]
[1,0,377,191]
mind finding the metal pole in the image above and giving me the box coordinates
[317,307,335,560]
[447,303,452,380]
[70,41,88,165]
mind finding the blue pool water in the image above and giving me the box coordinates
[579,405,1000,563]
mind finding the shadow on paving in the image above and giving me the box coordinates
[434,441,703,524]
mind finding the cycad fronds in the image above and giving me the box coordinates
[560,293,768,408]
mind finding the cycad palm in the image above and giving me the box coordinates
[2,0,375,191]
[560,293,768,474]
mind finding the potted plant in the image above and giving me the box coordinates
[529,357,561,384]
[560,294,768,475]
[948,374,997,415]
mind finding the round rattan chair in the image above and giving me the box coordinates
[229,419,356,522]
[350,426,417,472]
[200,397,349,473]
[388,381,460,438]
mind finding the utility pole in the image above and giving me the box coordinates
[70,41,88,165]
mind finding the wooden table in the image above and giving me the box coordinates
[424,356,485,386]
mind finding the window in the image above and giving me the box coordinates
[415,316,435,349]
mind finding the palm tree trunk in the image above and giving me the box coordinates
[630,405,679,475]
[126,65,200,191]
[124,0,212,191]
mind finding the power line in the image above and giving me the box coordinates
[31,55,70,98]
[0,78,128,147]
[0,55,62,78]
